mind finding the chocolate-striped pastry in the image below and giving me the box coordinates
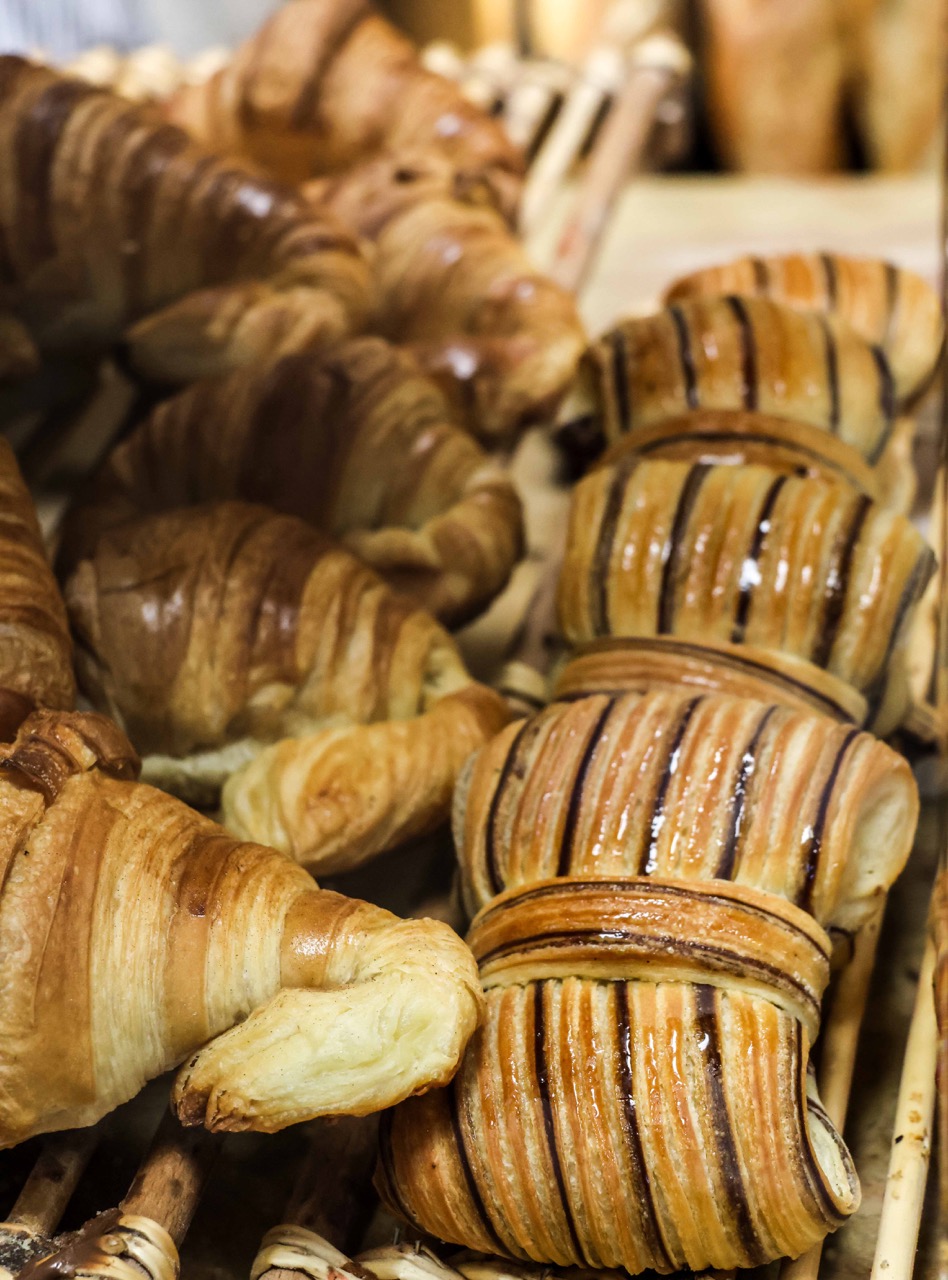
[58,339,524,627]
[664,253,944,403]
[553,637,869,728]
[380,689,917,1272]
[0,57,370,382]
[64,502,509,873]
[558,296,901,478]
[557,457,934,733]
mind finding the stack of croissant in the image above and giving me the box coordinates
[377,251,942,1274]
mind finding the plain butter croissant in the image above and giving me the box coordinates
[0,708,482,1147]
[164,0,523,216]
[379,688,917,1273]
[0,439,74,729]
[58,339,523,627]
[64,501,509,873]
[557,457,934,733]
[0,57,370,382]
[558,296,902,480]
[664,252,944,403]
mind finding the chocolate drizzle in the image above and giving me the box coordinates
[750,257,769,294]
[731,474,787,644]
[868,346,896,463]
[609,327,632,430]
[798,728,859,913]
[446,1077,505,1252]
[819,253,838,309]
[820,317,841,432]
[716,706,777,879]
[592,451,640,635]
[811,494,872,669]
[483,718,533,896]
[724,296,758,411]
[556,697,617,876]
[669,306,699,409]
[657,464,710,634]
[882,260,899,352]
[638,696,701,874]
[532,982,584,1261]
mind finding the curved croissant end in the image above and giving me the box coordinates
[221,684,510,875]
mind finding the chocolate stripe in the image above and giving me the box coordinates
[669,305,699,409]
[820,317,841,432]
[615,983,671,1267]
[731,475,787,644]
[592,451,640,634]
[657,464,710,634]
[483,718,533,897]
[695,986,762,1258]
[288,4,368,129]
[819,253,838,309]
[868,346,896,463]
[811,494,872,668]
[627,427,865,490]
[882,261,899,353]
[609,324,632,430]
[799,728,859,912]
[724,296,758,410]
[639,696,702,873]
[716,706,777,879]
[792,1023,853,1224]
[556,697,617,875]
[376,1111,425,1235]
[750,256,769,294]
[864,544,937,719]
[447,1076,506,1252]
[533,982,584,1260]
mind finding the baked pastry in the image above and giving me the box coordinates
[64,502,509,872]
[0,439,74,731]
[664,253,944,403]
[380,689,917,1272]
[698,0,847,173]
[0,57,370,382]
[11,1214,177,1280]
[307,151,586,442]
[0,708,482,1146]
[558,297,902,475]
[58,339,524,627]
[164,0,524,217]
[557,457,934,733]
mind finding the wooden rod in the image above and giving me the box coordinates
[120,1109,221,1247]
[6,1128,100,1238]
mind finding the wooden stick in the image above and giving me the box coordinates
[781,909,885,1280]
[549,34,690,294]
[870,934,938,1280]
[120,1109,221,1248]
[6,1128,100,1238]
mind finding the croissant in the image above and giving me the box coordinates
[663,252,944,402]
[0,439,74,730]
[0,58,370,381]
[64,501,509,872]
[306,151,586,441]
[380,688,917,1272]
[557,457,934,732]
[58,340,524,626]
[558,296,901,478]
[0,708,482,1146]
[164,0,523,216]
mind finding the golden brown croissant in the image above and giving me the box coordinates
[557,457,934,733]
[381,689,917,1272]
[0,57,370,381]
[0,439,74,728]
[664,253,944,402]
[64,501,509,872]
[306,151,586,441]
[558,296,901,474]
[58,340,523,626]
[164,0,523,216]
[0,708,482,1147]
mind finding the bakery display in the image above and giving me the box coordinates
[57,339,524,627]
[63,501,509,870]
[0,708,482,1146]
[0,57,370,383]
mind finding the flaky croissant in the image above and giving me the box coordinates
[557,457,934,733]
[64,501,509,872]
[0,439,74,729]
[558,296,901,476]
[164,0,523,216]
[58,339,523,626]
[0,708,482,1147]
[380,688,917,1272]
[664,252,944,403]
[307,151,586,441]
[0,57,370,382]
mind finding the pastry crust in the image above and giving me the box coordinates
[557,458,933,732]
[59,339,524,626]
[0,57,370,376]
[0,709,482,1145]
[664,253,945,403]
[64,502,509,872]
